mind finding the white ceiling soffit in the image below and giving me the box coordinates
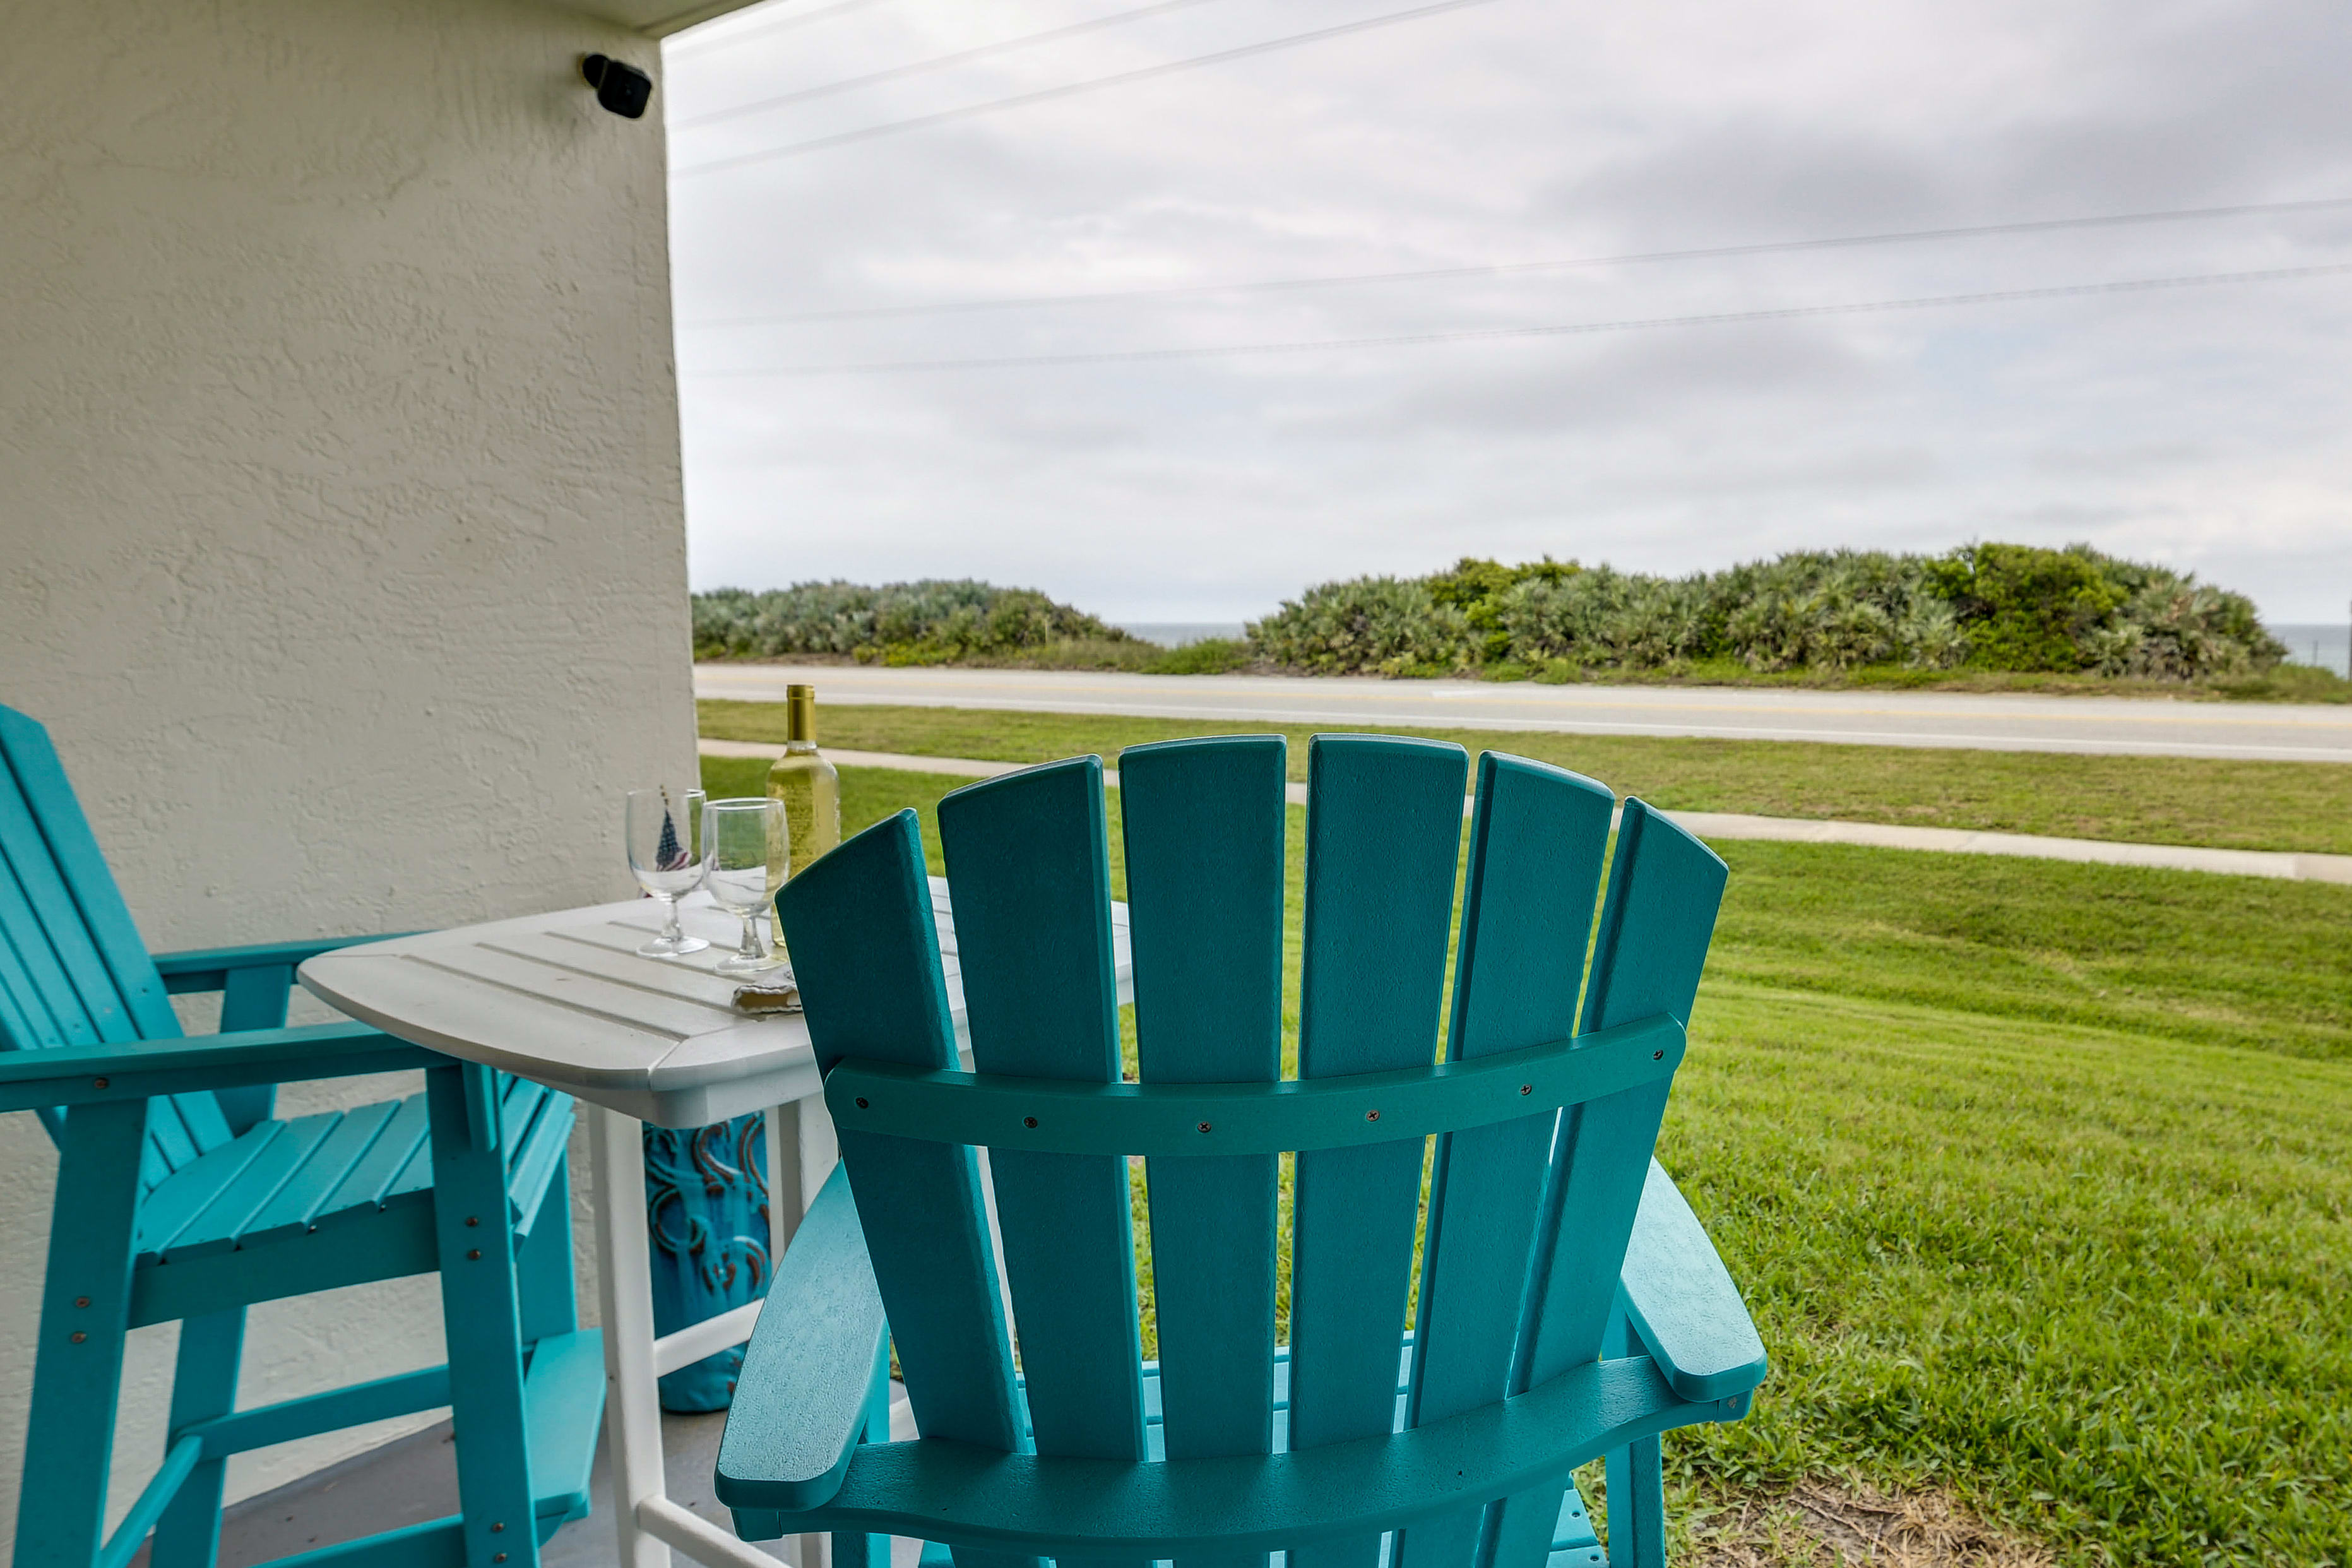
[543,0,766,39]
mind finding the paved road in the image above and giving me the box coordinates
[696,665,2352,763]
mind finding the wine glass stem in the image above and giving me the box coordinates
[660,897,685,946]
[737,913,764,963]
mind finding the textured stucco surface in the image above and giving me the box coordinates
[0,0,694,1538]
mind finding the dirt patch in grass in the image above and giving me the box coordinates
[1688,1482,2052,1567]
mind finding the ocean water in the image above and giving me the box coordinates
[2272,624,2351,679]
[1118,622,1249,648]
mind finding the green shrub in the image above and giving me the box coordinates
[1250,544,2284,680]
[1923,543,2119,671]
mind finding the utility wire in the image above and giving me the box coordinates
[678,194,2352,329]
[676,0,1246,129]
[668,0,900,59]
[672,0,1513,176]
[681,261,2352,377]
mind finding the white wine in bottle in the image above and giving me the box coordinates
[764,684,841,879]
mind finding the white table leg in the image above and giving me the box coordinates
[592,1104,672,1568]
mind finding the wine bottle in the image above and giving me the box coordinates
[764,684,841,880]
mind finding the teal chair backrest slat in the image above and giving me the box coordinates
[1394,756,1617,1568]
[1288,736,1469,1568]
[0,705,239,1176]
[1513,800,1728,1396]
[1119,737,1286,1465]
[779,809,1027,1456]
[1289,735,1468,1450]
[938,758,1149,1468]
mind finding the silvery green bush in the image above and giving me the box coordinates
[1241,576,1475,675]
[692,580,1132,661]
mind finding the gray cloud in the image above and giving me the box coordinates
[665,0,2352,621]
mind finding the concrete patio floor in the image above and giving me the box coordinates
[128,1409,751,1568]
[141,1385,922,1568]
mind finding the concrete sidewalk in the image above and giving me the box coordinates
[700,739,2352,886]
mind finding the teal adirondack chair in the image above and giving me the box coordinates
[716,734,1768,1568]
[0,703,601,1568]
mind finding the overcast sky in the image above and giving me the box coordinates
[661,0,2352,624]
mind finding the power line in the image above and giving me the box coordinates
[671,0,1514,177]
[675,0,1246,130]
[677,194,2352,329]
[680,261,2352,377]
[667,0,900,59]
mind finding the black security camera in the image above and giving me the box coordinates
[582,54,653,119]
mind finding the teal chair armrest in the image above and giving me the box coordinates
[153,933,414,995]
[718,1163,891,1513]
[1617,1159,1769,1403]
[0,1021,437,1114]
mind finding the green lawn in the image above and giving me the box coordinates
[704,755,2352,1565]
[700,700,2352,856]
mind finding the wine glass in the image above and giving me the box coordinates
[704,797,789,975]
[626,788,711,956]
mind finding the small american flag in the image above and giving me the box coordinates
[656,787,687,870]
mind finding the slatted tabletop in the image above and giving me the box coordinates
[300,881,1134,1127]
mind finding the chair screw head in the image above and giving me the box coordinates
[465,1216,479,1227]
[1197,1122,1212,1133]
[93,1078,108,1090]
[75,1297,90,1309]
[467,1249,482,1261]
[1365,1109,1380,1122]
[494,1556,508,1564]
[491,1523,505,1533]
[1023,1116,1038,1129]
[855,1097,869,1109]
[70,1331,87,1343]
[1653,1050,1665,1060]
[1520,1084,1532,1095]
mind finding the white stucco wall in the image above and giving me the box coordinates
[0,0,696,1541]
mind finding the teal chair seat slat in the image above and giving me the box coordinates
[381,1112,441,1202]
[0,702,600,1568]
[139,1086,576,1266]
[309,1093,431,1226]
[134,1123,281,1257]
[238,1098,403,1244]
[747,736,1762,1568]
[500,1074,552,1153]
[160,1112,342,1261]
[506,1092,579,1238]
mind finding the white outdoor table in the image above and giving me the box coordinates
[302,884,1134,1568]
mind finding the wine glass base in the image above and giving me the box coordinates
[715,952,787,976]
[638,934,711,957]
